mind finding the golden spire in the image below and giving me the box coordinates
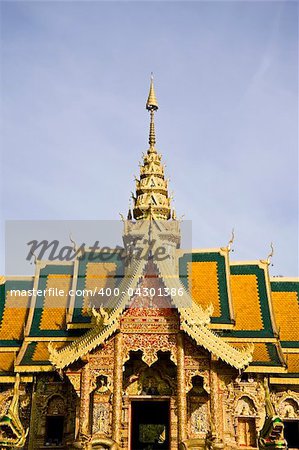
[131,76,172,221]
[146,74,158,150]
[146,74,158,110]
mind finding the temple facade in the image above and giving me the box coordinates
[0,80,298,450]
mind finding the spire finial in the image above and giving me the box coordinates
[146,73,158,111]
[146,74,158,149]
[131,77,172,221]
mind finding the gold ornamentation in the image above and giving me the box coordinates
[123,350,176,396]
[112,333,122,444]
[92,402,111,436]
[132,76,172,221]
[67,373,81,395]
[185,370,210,394]
[227,228,235,252]
[80,364,91,437]
[177,333,187,443]
[275,390,299,418]
[258,378,287,450]
[278,397,299,418]
[267,242,274,265]
[235,396,257,416]
[123,333,177,366]
[88,306,110,327]
[49,259,147,369]
[0,374,29,447]
[190,401,209,435]
[90,373,111,394]
[209,361,221,442]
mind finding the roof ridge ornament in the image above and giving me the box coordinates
[267,242,274,265]
[220,228,235,253]
[260,242,274,266]
[227,228,235,252]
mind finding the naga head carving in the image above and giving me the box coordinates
[0,374,29,447]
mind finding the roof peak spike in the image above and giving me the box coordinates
[146,74,158,111]
[146,75,158,150]
[130,77,173,221]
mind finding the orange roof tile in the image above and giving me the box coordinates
[285,353,299,373]
[32,341,66,362]
[232,342,271,363]
[252,343,271,362]
[230,274,263,331]
[272,291,299,342]
[83,262,117,311]
[39,275,71,330]
[188,261,221,316]
[0,291,30,340]
[0,352,15,371]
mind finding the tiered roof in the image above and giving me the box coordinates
[1,248,297,380]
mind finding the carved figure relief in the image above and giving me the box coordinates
[91,374,111,395]
[190,401,209,435]
[236,396,257,417]
[47,395,65,415]
[0,387,13,416]
[278,398,299,418]
[123,350,176,396]
[92,403,111,436]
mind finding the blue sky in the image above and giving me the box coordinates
[1,1,298,276]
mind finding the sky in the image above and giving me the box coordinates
[0,0,298,276]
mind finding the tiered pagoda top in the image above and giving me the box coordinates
[132,77,172,221]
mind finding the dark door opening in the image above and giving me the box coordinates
[45,416,64,446]
[131,400,169,450]
[284,420,299,449]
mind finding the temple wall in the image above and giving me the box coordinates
[1,357,298,449]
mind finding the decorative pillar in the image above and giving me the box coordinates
[122,396,130,449]
[80,362,91,437]
[210,357,224,446]
[170,397,178,450]
[177,332,187,443]
[28,379,37,450]
[112,333,123,444]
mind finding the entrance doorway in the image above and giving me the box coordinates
[131,400,170,450]
[284,420,299,449]
[45,416,64,446]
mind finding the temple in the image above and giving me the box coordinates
[0,79,298,450]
